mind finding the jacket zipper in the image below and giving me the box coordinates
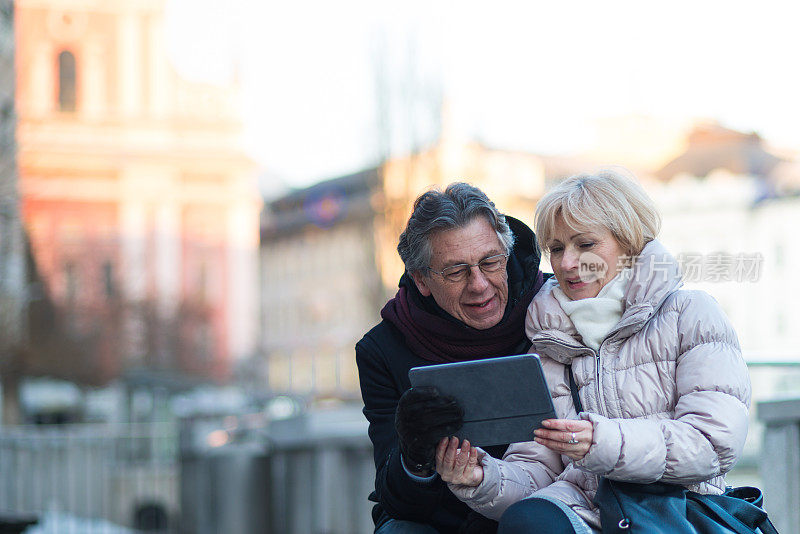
[536,334,605,417]
[594,348,604,416]
[538,306,659,420]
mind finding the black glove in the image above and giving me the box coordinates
[395,386,464,473]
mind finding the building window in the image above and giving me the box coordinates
[103,261,115,298]
[0,3,12,29]
[776,310,787,337]
[775,243,784,268]
[198,327,213,363]
[64,262,77,305]
[58,50,77,112]
[197,262,208,301]
[0,101,12,138]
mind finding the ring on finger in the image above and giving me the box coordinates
[567,432,579,444]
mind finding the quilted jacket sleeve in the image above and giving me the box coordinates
[447,439,565,520]
[577,291,751,484]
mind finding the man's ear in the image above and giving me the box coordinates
[409,271,432,297]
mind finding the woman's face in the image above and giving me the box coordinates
[548,216,626,300]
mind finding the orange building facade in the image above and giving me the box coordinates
[15,0,260,385]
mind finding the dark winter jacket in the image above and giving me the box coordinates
[356,217,546,533]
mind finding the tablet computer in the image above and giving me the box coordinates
[408,354,556,447]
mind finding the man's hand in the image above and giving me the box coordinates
[395,386,464,475]
[436,436,484,487]
[533,418,593,461]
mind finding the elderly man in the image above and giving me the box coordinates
[356,183,546,534]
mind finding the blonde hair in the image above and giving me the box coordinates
[534,169,661,257]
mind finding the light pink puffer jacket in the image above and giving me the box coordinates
[448,240,751,528]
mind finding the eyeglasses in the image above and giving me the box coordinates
[428,254,509,283]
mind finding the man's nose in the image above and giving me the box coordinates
[466,265,490,292]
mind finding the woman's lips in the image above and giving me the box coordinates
[566,279,587,289]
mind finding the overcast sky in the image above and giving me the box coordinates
[165,0,800,194]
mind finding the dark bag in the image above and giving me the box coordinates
[565,367,778,534]
[594,478,778,534]
[458,511,498,534]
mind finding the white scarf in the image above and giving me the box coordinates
[552,269,631,351]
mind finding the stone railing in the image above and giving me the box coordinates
[758,397,800,534]
[180,405,375,534]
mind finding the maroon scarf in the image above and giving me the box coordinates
[380,274,542,363]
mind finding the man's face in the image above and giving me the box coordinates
[411,217,509,330]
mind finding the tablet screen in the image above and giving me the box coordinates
[408,354,556,447]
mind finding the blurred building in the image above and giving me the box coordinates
[259,168,383,400]
[656,123,784,183]
[376,135,544,293]
[375,121,605,293]
[259,120,800,402]
[586,113,690,176]
[0,0,29,424]
[651,123,800,362]
[14,0,260,391]
[259,131,593,401]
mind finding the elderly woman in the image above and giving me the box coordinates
[435,170,751,533]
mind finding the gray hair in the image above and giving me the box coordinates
[397,182,515,274]
[535,169,661,258]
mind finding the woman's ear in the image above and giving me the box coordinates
[409,271,432,297]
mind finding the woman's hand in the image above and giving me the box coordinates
[435,436,484,487]
[533,419,593,461]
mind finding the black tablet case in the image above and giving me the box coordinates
[408,354,556,447]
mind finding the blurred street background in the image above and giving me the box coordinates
[1,0,800,532]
